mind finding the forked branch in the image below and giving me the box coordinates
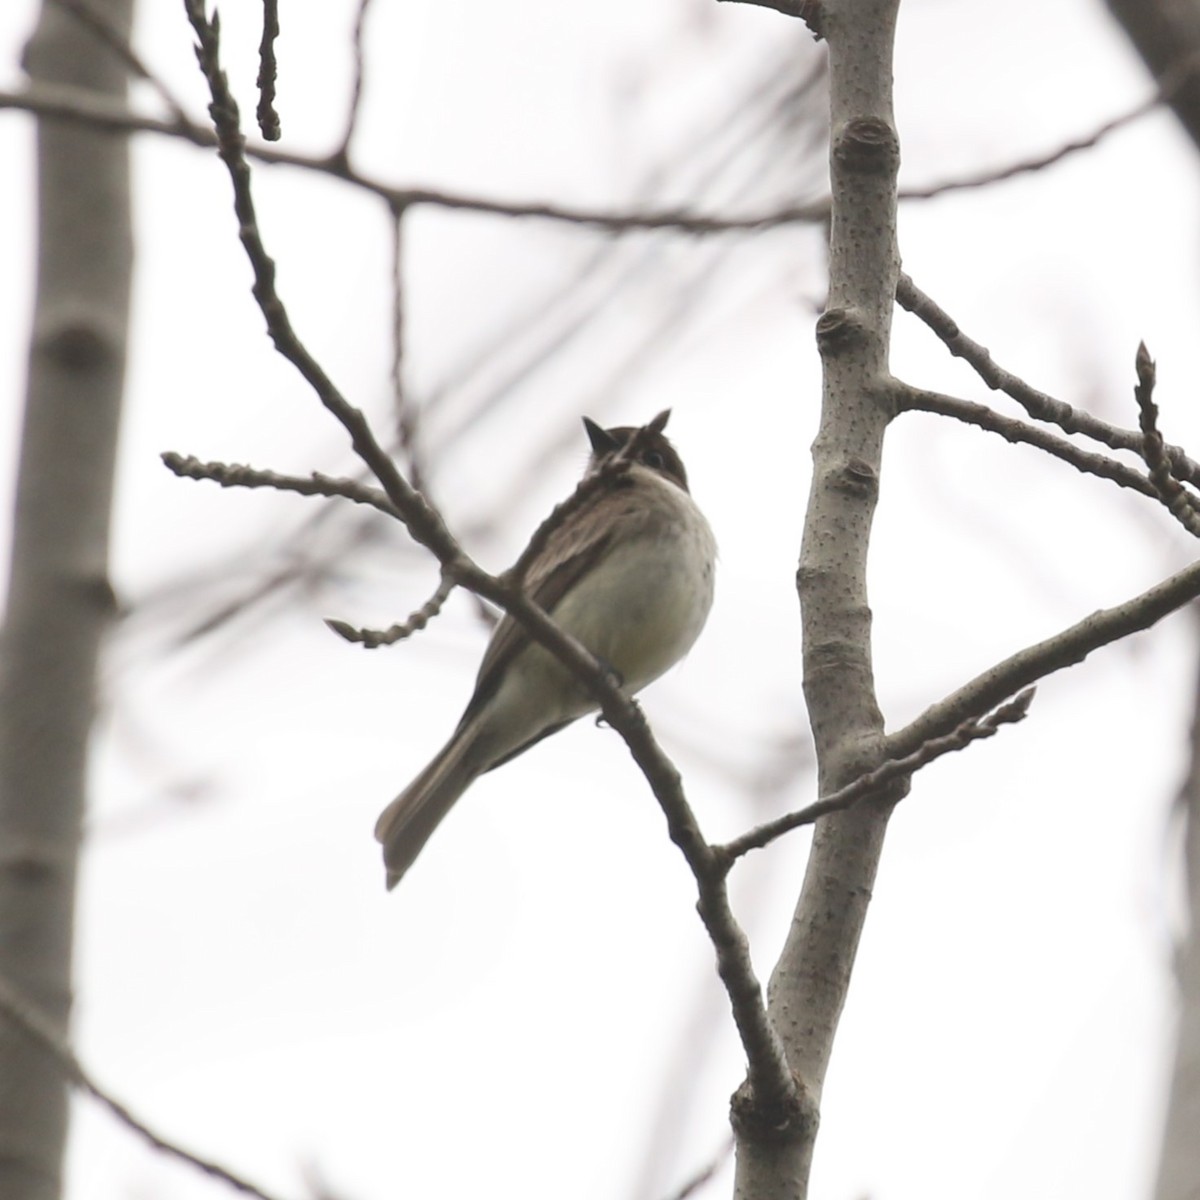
[178,0,798,1126]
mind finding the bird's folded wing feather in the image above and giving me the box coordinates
[457,482,638,727]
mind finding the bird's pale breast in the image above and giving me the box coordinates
[546,467,715,695]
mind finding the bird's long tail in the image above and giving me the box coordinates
[374,724,485,889]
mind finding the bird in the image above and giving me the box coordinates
[374,409,716,889]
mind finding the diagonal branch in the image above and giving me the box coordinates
[1132,341,1200,535]
[0,972,286,1200]
[717,689,1034,865]
[898,385,1185,505]
[325,573,455,648]
[0,61,1192,241]
[161,452,399,516]
[334,0,377,162]
[0,84,831,233]
[179,0,796,1122]
[887,554,1200,759]
[899,51,1200,202]
[896,274,1200,488]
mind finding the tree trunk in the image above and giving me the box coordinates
[0,3,133,1197]
[1105,0,1200,153]
[732,1,902,1196]
[1153,615,1200,1200]
[1104,4,1200,1197]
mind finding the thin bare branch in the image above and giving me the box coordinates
[335,0,376,161]
[0,79,208,138]
[896,274,1200,488]
[888,555,1200,759]
[387,205,426,492]
[661,1138,735,1200]
[178,0,796,1120]
[899,91,1158,202]
[0,972,286,1200]
[182,2,432,540]
[161,452,398,517]
[423,49,824,434]
[716,690,1034,866]
[0,83,830,233]
[898,385,1186,506]
[1133,342,1200,535]
[897,54,1200,201]
[325,573,455,647]
[255,0,281,140]
[2,53,1193,242]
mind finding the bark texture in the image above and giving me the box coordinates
[0,3,133,1197]
[732,1,902,1196]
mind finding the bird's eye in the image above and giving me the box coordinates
[645,450,666,469]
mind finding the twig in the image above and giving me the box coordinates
[661,1137,735,1200]
[182,1,436,541]
[255,0,281,140]
[1,62,1192,235]
[898,385,1189,506]
[0,972,286,1200]
[384,203,482,625]
[896,274,1200,488]
[161,452,398,517]
[180,0,796,1121]
[335,0,376,161]
[7,36,1192,239]
[0,82,830,233]
[896,54,1200,202]
[716,690,1034,865]
[1133,341,1200,535]
[887,554,1200,759]
[325,573,455,647]
[898,91,1160,202]
[388,204,426,490]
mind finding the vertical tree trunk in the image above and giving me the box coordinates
[733,2,902,1197]
[0,3,133,1197]
[1104,5,1200,1196]
[1153,618,1200,1200]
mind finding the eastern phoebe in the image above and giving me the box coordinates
[375,410,716,889]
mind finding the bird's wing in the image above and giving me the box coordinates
[457,481,634,728]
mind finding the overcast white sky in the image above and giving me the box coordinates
[3,1,1200,1199]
